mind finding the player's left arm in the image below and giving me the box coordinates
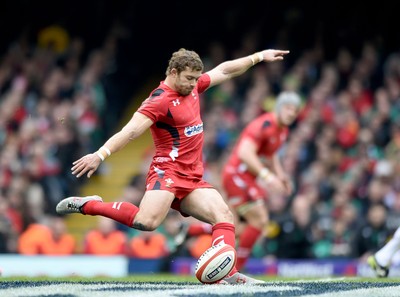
[205,49,289,88]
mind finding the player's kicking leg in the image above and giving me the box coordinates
[56,195,103,214]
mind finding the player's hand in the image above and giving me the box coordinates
[71,153,102,178]
[279,174,294,196]
[259,173,287,196]
[260,49,290,62]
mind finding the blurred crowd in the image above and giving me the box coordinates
[200,38,400,263]
[0,22,128,253]
[1,22,400,270]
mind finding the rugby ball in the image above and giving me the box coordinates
[195,243,236,284]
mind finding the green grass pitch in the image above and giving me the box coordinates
[1,274,400,296]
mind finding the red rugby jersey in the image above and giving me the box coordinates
[137,73,211,178]
[224,112,288,177]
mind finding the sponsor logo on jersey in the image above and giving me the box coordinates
[155,157,171,163]
[184,123,203,137]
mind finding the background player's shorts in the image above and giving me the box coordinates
[222,171,267,213]
[145,165,214,216]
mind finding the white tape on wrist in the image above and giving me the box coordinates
[96,151,105,161]
[257,52,264,63]
[249,55,256,66]
[101,146,111,156]
[258,168,274,182]
[258,168,270,179]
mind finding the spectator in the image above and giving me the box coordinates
[0,196,18,253]
[324,219,353,259]
[84,217,127,255]
[187,234,213,259]
[274,196,314,259]
[353,203,390,260]
[17,216,75,255]
[129,231,168,259]
[40,216,76,255]
[17,220,51,254]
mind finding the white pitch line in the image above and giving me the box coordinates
[301,285,400,297]
[291,277,349,283]
[2,281,400,297]
[0,283,302,297]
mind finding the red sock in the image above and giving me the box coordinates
[188,223,212,236]
[211,222,236,247]
[83,201,139,227]
[212,222,238,276]
[235,224,262,271]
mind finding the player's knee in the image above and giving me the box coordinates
[260,217,268,226]
[132,218,159,231]
[245,209,268,229]
[252,217,268,229]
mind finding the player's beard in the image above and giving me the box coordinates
[176,84,193,96]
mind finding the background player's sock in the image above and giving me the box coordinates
[188,223,212,236]
[236,224,262,271]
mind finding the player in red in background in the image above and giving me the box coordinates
[56,47,289,284]
[222,91,302,271]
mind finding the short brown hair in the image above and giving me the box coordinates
[165,48,204,76]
